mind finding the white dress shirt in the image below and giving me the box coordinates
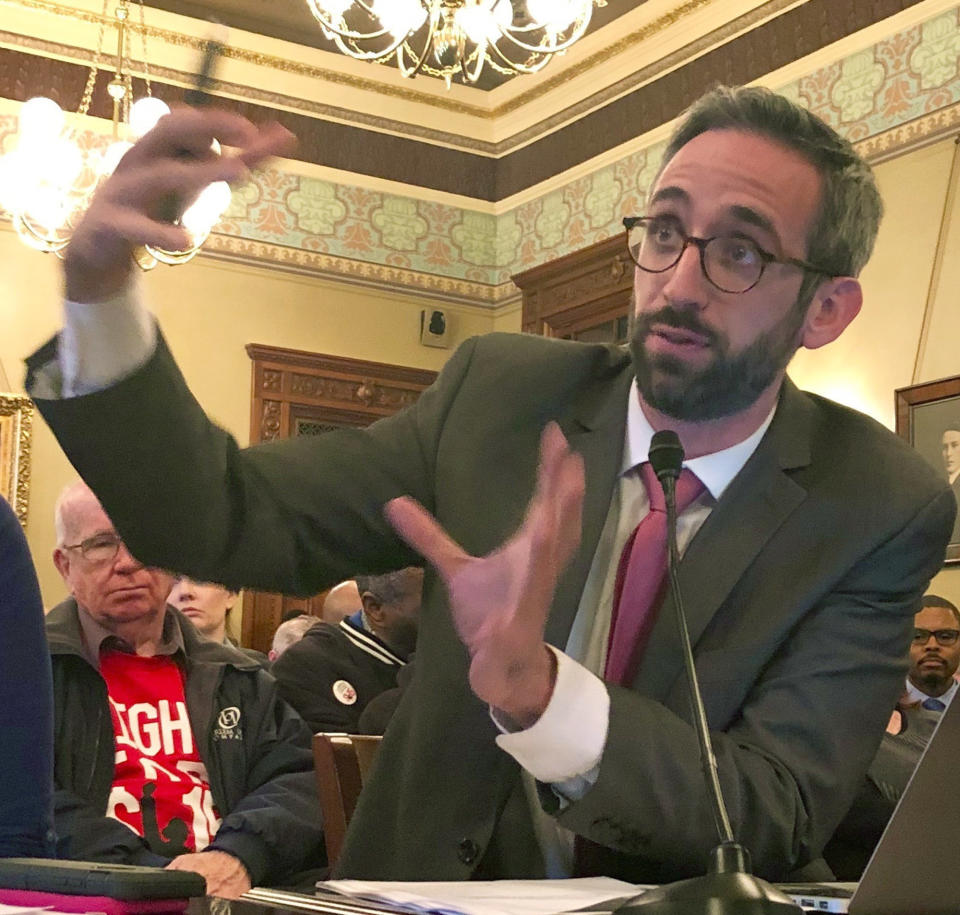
[495,381,774,782]
[904,675,958,709]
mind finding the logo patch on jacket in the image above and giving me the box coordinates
[213,706,243,741]
[332,680,357,705]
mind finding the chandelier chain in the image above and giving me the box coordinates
[137,0,154,97]
[77,0,110,117]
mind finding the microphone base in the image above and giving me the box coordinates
[612,873,802,915]
[612,844,803,915]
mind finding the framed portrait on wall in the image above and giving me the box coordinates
[895,375,960,564]
[0,394,33,529]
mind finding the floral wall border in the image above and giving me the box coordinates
[3,6,960,308]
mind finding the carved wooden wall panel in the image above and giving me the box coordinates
[243,344,437,653]
[514,235,633,342]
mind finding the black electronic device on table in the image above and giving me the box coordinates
[0,857,206,899]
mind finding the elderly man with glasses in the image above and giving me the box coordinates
[46,482,323,898]
[28,86,956,884]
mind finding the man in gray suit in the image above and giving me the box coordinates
[27,87,954,883]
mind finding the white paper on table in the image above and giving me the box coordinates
[320,877,650,915]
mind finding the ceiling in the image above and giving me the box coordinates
[142,0,649,90]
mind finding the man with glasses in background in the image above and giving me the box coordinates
[46,482,323,898]
[28,86,956,883]
[825,595,959,877]
[905,595,960,709]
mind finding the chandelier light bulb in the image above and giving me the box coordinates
[180,180,232,235]
[47,140,84,189]
[100,139,134,176]
[457,1,510,45]
[371,0,426,38]
[25,185,69,232]
[313,0,353,17]
[18,97,65,145]
[0,150,33,214]
[526,0,584,32]
[129,96,171,138]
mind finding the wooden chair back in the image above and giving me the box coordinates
[312,732,382,868]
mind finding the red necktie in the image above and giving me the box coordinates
[604,462,705,686]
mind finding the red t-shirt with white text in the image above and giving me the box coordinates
[100,650,221,856]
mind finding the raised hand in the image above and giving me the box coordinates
[385,422,585,727]
[63,107,295,304]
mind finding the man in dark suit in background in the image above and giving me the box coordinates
[26,86,954,883]
[825,595,960,877]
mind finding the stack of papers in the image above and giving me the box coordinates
[320,877,649,915]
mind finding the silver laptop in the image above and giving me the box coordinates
[783,691,960,914]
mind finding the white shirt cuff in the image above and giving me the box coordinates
[494,645,609,784]
[61,279,156,397]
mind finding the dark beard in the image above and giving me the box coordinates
[913,666,951,696]
[629,303,805,421]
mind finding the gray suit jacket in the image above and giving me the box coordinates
[27,330,955,883]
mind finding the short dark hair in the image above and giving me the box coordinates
[356,567,423,607]
[661,85,883,284]
[920,594,960,627]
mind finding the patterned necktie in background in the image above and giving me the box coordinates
[604,462,704,686]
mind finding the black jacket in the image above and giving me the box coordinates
[45,599,324,886]
[272,616,406,733]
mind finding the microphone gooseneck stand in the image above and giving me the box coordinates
[614,431,802,915]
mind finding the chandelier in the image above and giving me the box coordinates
[0,0,231,268]
[305,0,606,87]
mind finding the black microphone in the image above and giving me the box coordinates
[615,430,801,915]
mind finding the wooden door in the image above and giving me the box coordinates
[243,344,437,653]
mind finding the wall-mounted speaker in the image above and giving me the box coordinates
[420,309,450,348]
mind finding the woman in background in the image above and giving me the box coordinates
[0,494,53,856]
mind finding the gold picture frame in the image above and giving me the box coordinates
[0,394,33,528]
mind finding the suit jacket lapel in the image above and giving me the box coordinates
[544,353,635,650]
[632,380,815,699]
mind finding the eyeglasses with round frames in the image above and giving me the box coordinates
[622,215,833,294]
[912,627,960,646]
[62,532,124,566]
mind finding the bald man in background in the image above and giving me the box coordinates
[321,580,362,625]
